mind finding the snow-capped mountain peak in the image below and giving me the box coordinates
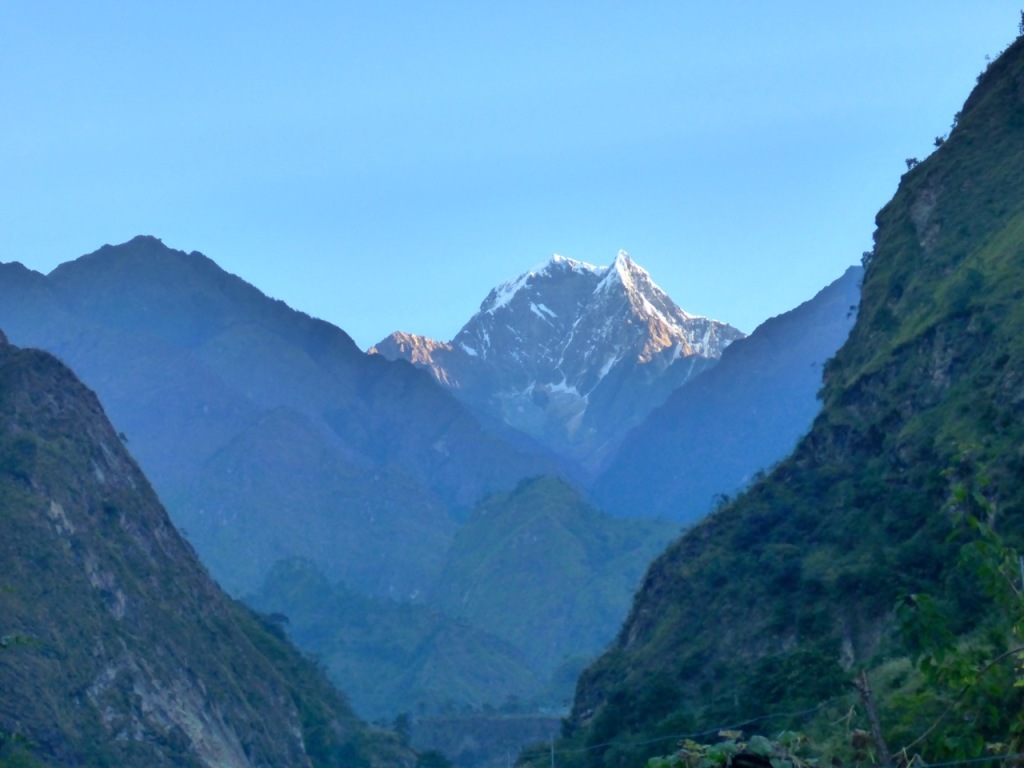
[550,253,605,275]
[482,254,606,316]
[455,249,744,418]
[596,250,646,294]
[371,251,745,467]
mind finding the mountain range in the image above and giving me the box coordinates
[0,237,561,598]
[0,239,680,730]
[372,250,862,519]
[0,161,864,767]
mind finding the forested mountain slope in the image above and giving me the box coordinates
[0,333,408,767]
[430,477,677,683]
[246,478,676,720]
[557,29,1024,768]
[247,557,544,721]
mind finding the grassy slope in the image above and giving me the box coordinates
[556,30,1024,768]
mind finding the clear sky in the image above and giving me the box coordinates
[2,3,1021,348]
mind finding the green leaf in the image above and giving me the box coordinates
[747,735,774,757]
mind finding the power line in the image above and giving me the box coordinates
[917,753,1024,768]
[518,700,833,760]
[514,693,1024,768]
[522,722,1021,768]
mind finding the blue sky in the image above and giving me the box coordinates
[2,3,1021,348]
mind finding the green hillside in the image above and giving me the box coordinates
[247,478,676,720]
[0,334,409,767]
[432,477,676,683]
[555,27,1024,768]
[247,557,543,721]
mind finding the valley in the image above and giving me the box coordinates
[0,235,855,767]
[4,13,1024,768]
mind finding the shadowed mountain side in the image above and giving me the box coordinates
[169,408,453,597]
[592,265,861,521]
[0,237,560,595]
[44,237,558,507]
[0,335,410,768]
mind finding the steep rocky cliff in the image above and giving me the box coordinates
[557,29,1024,768]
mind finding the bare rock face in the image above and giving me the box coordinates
[373,251,744,470]
[369,331,459,386]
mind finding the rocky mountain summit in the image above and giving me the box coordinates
[371,251,744,469]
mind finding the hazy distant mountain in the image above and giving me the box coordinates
[371,251,744,470]
[247,478,676,717]
[429,476,677,683]
[592,264,862,521]
[0,333,405,768]
[0,236,558,596]
[247,557,543,721]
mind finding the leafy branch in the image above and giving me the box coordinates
[900,644,1024,754]
[647,731,816,768]
[894,458,1024,759]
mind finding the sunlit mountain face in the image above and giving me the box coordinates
[372,250,744,471]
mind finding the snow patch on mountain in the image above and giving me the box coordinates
[483,255,609,316]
